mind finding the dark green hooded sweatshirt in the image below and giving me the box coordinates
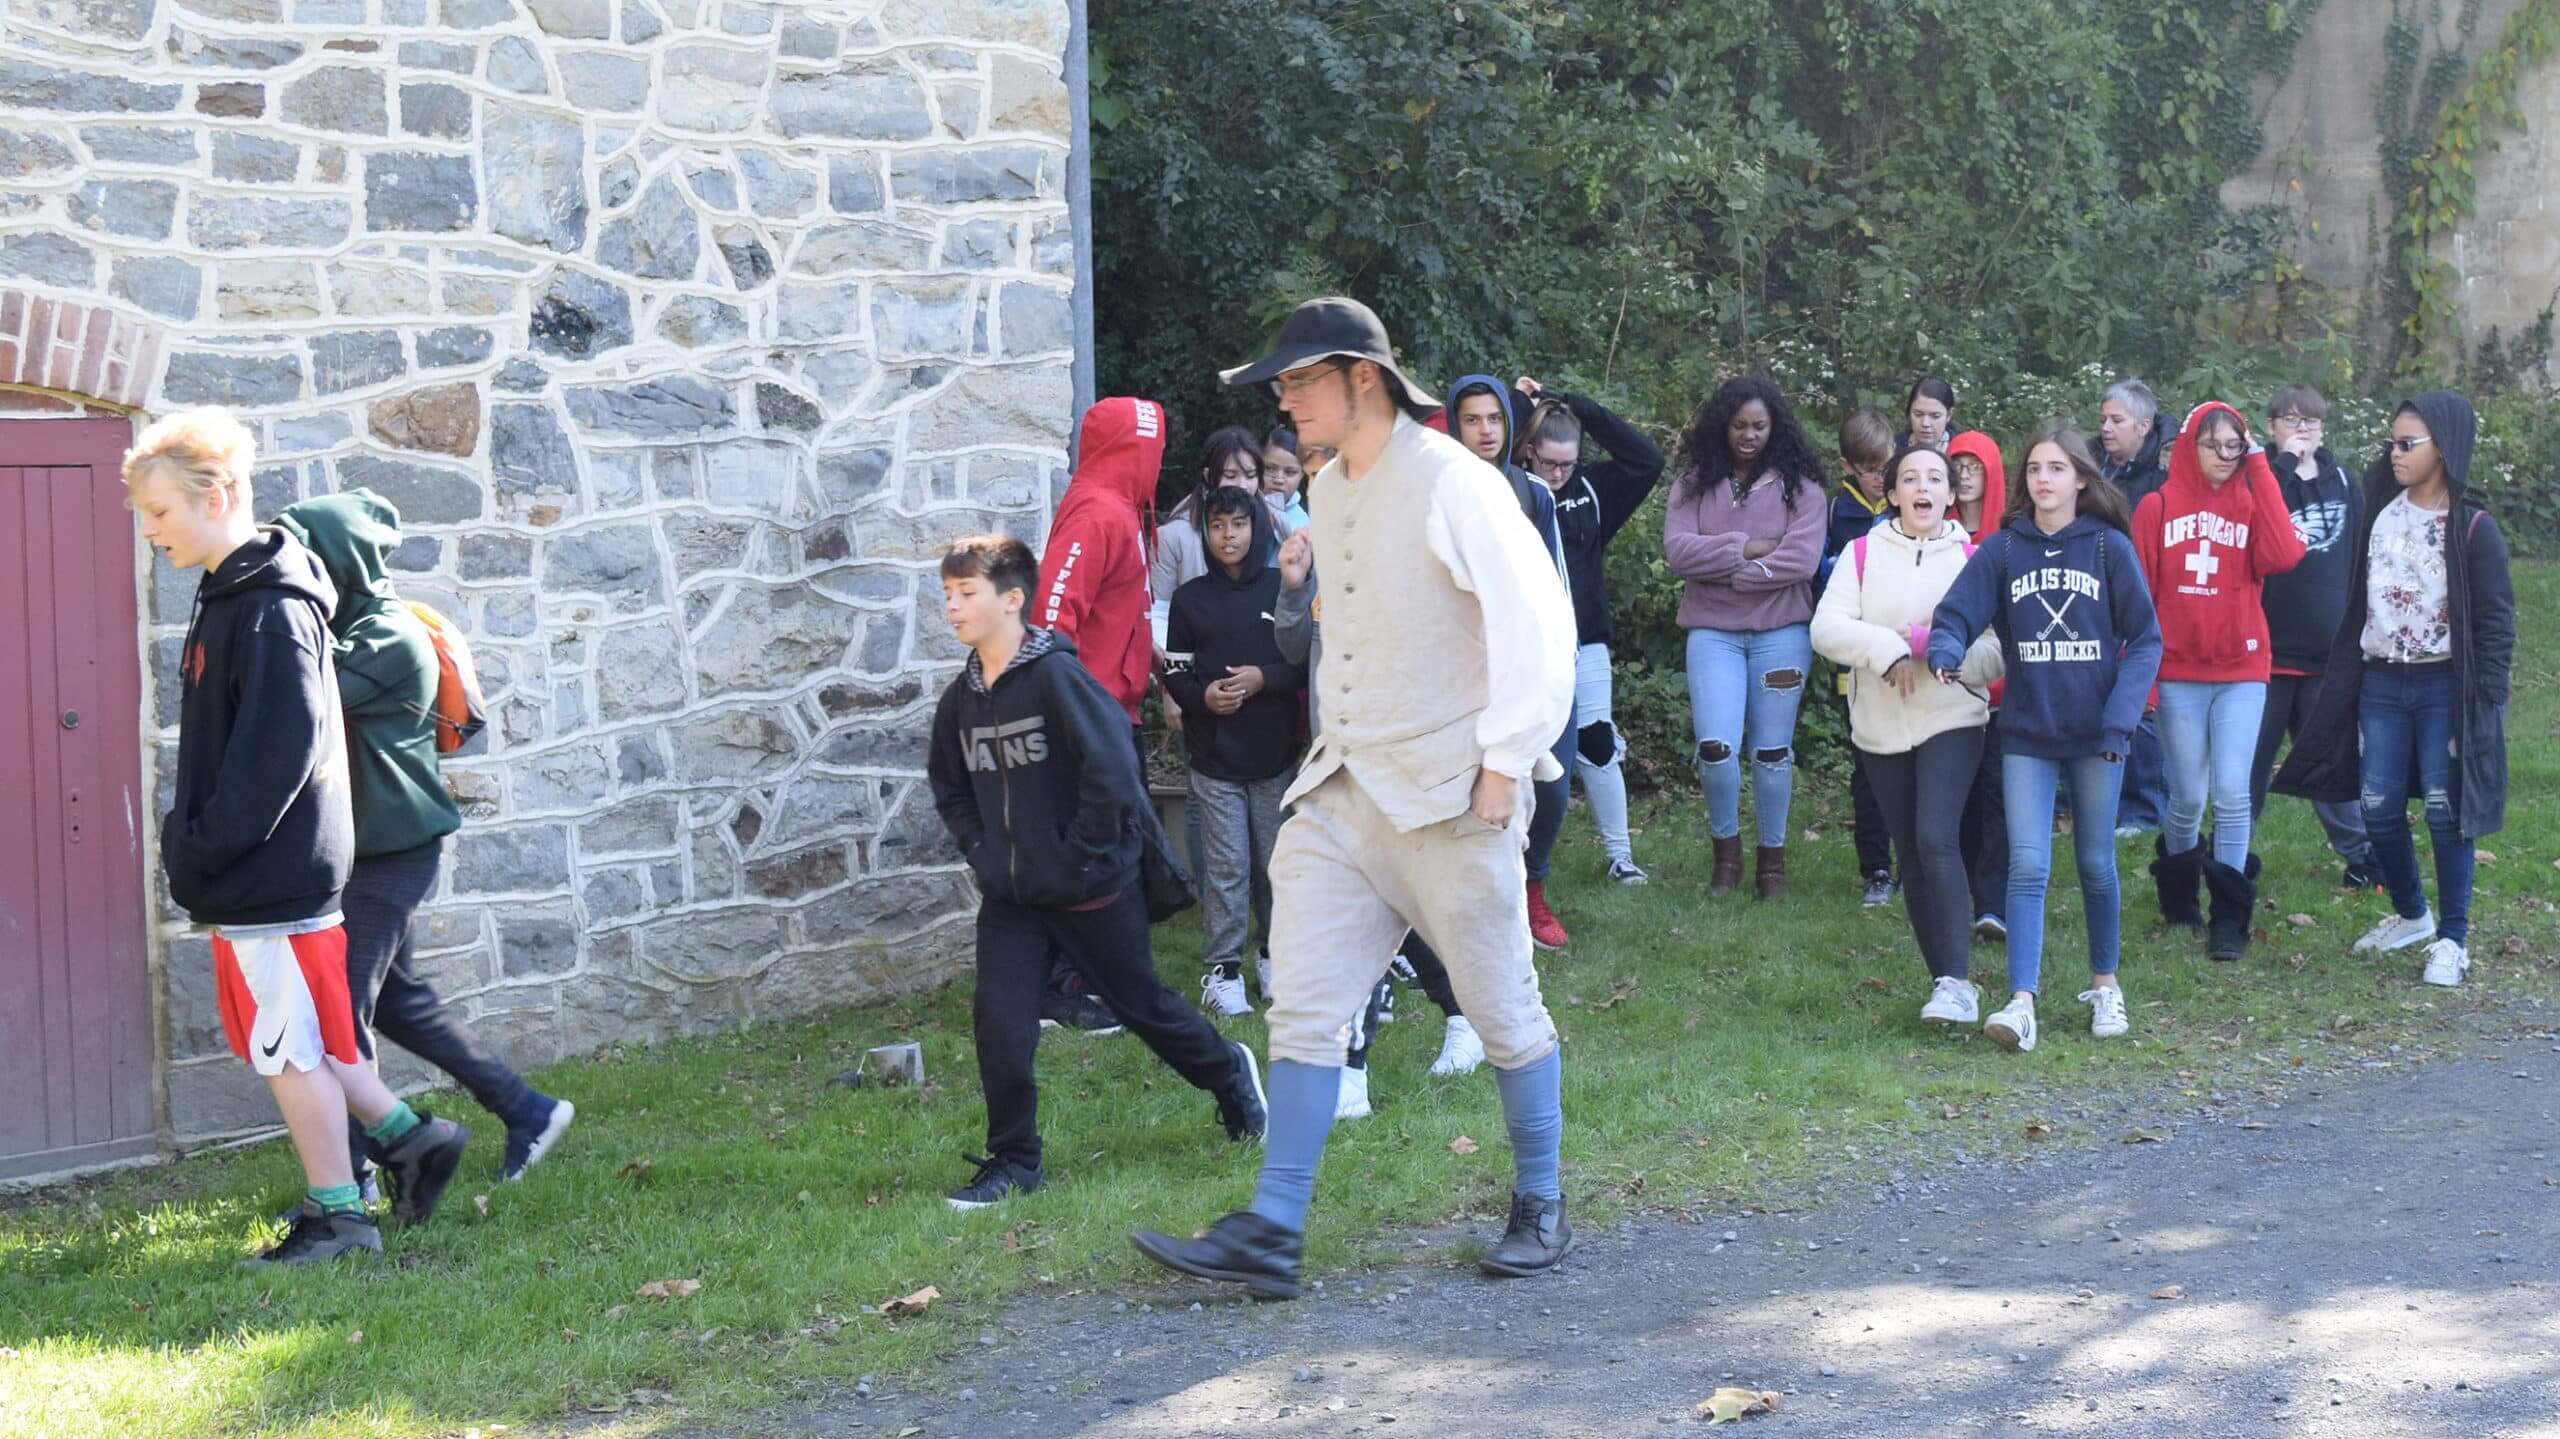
[274,489,462,861]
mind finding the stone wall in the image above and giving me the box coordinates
[2227,0,2558,364]
[0,0,1075,1140]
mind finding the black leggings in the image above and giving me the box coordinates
[1860,727,1986,981]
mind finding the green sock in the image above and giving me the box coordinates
[365,1102,421,1146]
[307,1183,364,1215]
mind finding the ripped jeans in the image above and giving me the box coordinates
[1684,623,1811,848]
[2358,661,2472,944]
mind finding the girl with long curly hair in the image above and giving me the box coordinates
[1662,377,1829,897]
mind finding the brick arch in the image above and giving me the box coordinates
[0,289,165,415]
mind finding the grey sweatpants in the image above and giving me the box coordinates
[1191,767,1292,971]
[1265,770,1558,1070]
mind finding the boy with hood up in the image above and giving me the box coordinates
[127,409,469,1266]
[1445,372,1578,950]
[928,535,1269,1211]
[1028,396,1176,1037]
[275,489,576,1191]
[1167,486,1303,1016]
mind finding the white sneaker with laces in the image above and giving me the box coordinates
[2354,909,2436,952]
[1335,1065,1373,1120]
[1984,995,2038,1053]
[1428,1015,1485,1076]
[1201,971,1250,1017]
[2420,938,2470,987]
[1919,976,1978,1026]
[1388,952,1419,984]
[2082,985,2129,1039]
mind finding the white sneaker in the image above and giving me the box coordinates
[1428,1015,1485,1076]
[1608,857,1651,886]
[2354,909,2436,952]
[2081,985,2129,1039]
[1335,1065,1373,1120]
[1201,971,1250,1017]
[1919,976,1979,1026]
[1388,952,1419,984]
[1984,995,2038,1053]
[2420,938,2470,987]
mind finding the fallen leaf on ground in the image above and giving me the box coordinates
[1941,1104,1965,1121]
[1859,976,1891,992]
[2119,1127,2172,1144]
[2286,913,2316,927]
[2152,1284,2185,1300]
[1004,1222,1047,1253]
[636,1279,702,1300]
[882,1285,940,1317]
[1593,977,1641,1011]
[2506,936,2530,955]
[473,1193,490,1218]
[347,1330,364,1345]
[2023,1122,2053,1140]
[2476,848,2499,864]
[1449,1135,1480,1155]
[615,1159,652,1180]
[1697,1387,1782,1423]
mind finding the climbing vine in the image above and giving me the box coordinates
[2394,0,2560,378]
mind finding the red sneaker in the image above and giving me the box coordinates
[1526,880,1569,951]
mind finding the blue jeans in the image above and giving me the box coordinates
[2114,712,2166,831]
[1684,624,1812,848]
[2002,753,2125,996]
[2157,680,2266,868]
[2358,663,2472,944]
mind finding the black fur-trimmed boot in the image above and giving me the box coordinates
[2149,837,2206,930]
[2202,854,2261,963]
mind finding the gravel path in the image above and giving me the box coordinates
[678,1031,2560,1437]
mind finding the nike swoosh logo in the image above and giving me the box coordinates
[2044,549,2061,557]
[261,1034,283,1058]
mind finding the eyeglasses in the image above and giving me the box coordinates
[2202,440,2249,459]
[2389,435,2434,453]
[1268,362,1347,402]
[1528,456,1577,477]
[2271,413,2322,426]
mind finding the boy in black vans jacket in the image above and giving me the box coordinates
[926,536,1268,1211]
[1166,487,1304,1016]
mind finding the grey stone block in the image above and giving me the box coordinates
[399,82,472,139]
[195,82,264,118]
[0,126,77,178]
[417,325,494,368]
[694,584,863,697]
[0,231,95,287]
[560,51,648,113]
[364,150,478,232]
[335,453,483,523]
[770,62,931,142]
[453,823,572,894]
[188,195,352,250]
[541,522,665,610]
[656,294,747,348]
[595,618,691,718]
[888,143,1057,204]
[661,43,765,133]
[826,153,885,214]
[499,909,580,976]
[0,59,183,114]
[210,132,299,182]
[111,254,201,319]
[490,401,579,504]
[529,268,634,359]
[565,376,737,437]
[998,282,1072,355]
[484,106,588,252]
[66,179,177,239]
[397,40,476,74]
[528,0,610,37]
[487,37,550,95]
[597,175,701,281]
[280,66,389,135]
[310,329,406,394]
[80,125,197,162]
[163,349,303,406]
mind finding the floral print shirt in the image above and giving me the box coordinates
[2360,493,2452,663]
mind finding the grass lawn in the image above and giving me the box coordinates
[6,567,2558,1439]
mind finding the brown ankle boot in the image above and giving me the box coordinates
[1709,836,1744,893]
[1754,846,1788,900]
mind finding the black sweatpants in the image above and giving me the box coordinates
[1961,712,2009,922]
[1850,755,1894,878]
[1861,727,1985,982]
[976,886,1240,1168]
[339,844,538,1170]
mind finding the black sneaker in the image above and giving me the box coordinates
[501,1095,576,1181]
[1038,987,1124,1036]
[240,1201,383,1268]
[1216,1040,1267,1141]
[1861,871,1897,907]
[1479,1191,1572,1278]
[1131,1210,1304,1299]
[947,1153,1043,1210]
[379,1112,470,1225]
[2341,861,2387,892]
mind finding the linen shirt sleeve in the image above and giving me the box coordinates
[1425,471,1576,782]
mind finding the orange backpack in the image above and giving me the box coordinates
[403,600,488,754]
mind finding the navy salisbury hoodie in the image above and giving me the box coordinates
[165,527,357,926]
[926,627,1147,909]
[1928,513,2163,760]
[1164,501,1305,783]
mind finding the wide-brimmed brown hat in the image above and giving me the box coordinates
[1219,297,1439,416]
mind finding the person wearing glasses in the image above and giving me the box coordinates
[2277,392,2513,989]
[2248,385,2382,892]
[2131,402,2306,964]
[1513,377,1667,889]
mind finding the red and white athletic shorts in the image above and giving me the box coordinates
[212,925,362,1077]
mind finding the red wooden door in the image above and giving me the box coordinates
[0,418,155,1179]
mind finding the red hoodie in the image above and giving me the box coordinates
[1037,397,1166,722]
[2131,401,2308,683]
[1943,430,2007,538]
